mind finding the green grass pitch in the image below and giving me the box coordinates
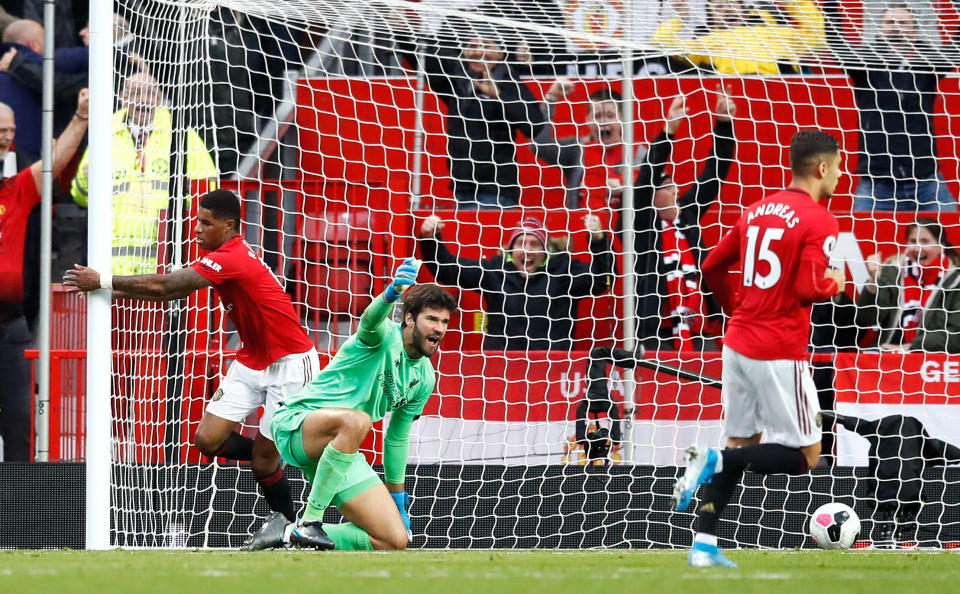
[2,550,959,594]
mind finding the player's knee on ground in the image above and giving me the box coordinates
[372,524,408,550]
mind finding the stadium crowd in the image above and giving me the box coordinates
[2,0,960,497]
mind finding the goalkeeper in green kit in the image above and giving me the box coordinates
[267,257,457,550]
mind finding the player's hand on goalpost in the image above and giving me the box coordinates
[384,257,422,303]
[390,490,413,540]
[63,264,107,293]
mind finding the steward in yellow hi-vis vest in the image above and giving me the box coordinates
[70,72,218,276]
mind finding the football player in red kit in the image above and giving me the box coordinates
[65,189,317,549]
[671,130,846,567]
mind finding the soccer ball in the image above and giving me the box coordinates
[809,502,861,550]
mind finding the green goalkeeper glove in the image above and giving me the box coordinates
[384,257,422,303]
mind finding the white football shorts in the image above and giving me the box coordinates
[206,349,320,440]
[721,345,821,448]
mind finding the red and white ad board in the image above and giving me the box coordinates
[834,352,960,466]
[408,351,724,466]
[407,351,960,467]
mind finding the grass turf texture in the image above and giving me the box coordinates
[2,549,957,594]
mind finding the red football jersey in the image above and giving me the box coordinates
[709,188,839,360]
[192,235,314,370]
[0,169,40,302]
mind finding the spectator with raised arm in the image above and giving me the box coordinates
[0,15,147,136]
[856,218,960,353]
[541,89,734,349]
[825,2,957,212]
[0,90,89,462]
[400,31,551,208]
[577,88,679,213]
[635,93,736,351]
[417,215,614,350]
[649,0,826,75]
[536,89,683,213]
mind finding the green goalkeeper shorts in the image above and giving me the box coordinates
[271,406,382,507]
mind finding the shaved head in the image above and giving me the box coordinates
[0,102,15,158]
[2,19,44,54]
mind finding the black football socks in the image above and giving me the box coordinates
[696,444,809,536]
[213,432,254,461]
[256,466,297,522]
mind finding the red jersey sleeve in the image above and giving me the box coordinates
[191,245,246,285]
[702,222,742,314]
[799,209,840,267]
[795,210,840,303]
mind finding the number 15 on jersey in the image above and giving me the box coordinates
[743,225,785,289]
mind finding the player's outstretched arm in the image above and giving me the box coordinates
[358,257,421,347]
[63,265,212,301]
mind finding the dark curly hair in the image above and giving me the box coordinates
[401,284,457,326]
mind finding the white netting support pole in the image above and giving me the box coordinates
[409,23,427,210]
[619,0,638,465]
[170,8,188,270]
[34,0,56,462]
[85,0,114,551]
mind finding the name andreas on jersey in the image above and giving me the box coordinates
[746,201,800,228]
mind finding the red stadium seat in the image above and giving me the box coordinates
[301,209,373,318]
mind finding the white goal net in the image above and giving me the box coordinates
[74,0,960,549]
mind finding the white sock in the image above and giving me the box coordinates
[694,532,718,548]
[714,450,724,474]
[282,521,296,544]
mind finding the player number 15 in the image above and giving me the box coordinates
[743,225,785,289]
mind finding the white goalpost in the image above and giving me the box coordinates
[86,0,115,551]
[77,0,960,550]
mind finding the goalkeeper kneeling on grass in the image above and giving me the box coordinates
[270,258,457,550]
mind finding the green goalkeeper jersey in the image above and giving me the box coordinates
[281,295,436,483]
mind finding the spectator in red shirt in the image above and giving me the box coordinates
[0,89,89,461]
[577,89,685,212]
[0,100,17,173]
